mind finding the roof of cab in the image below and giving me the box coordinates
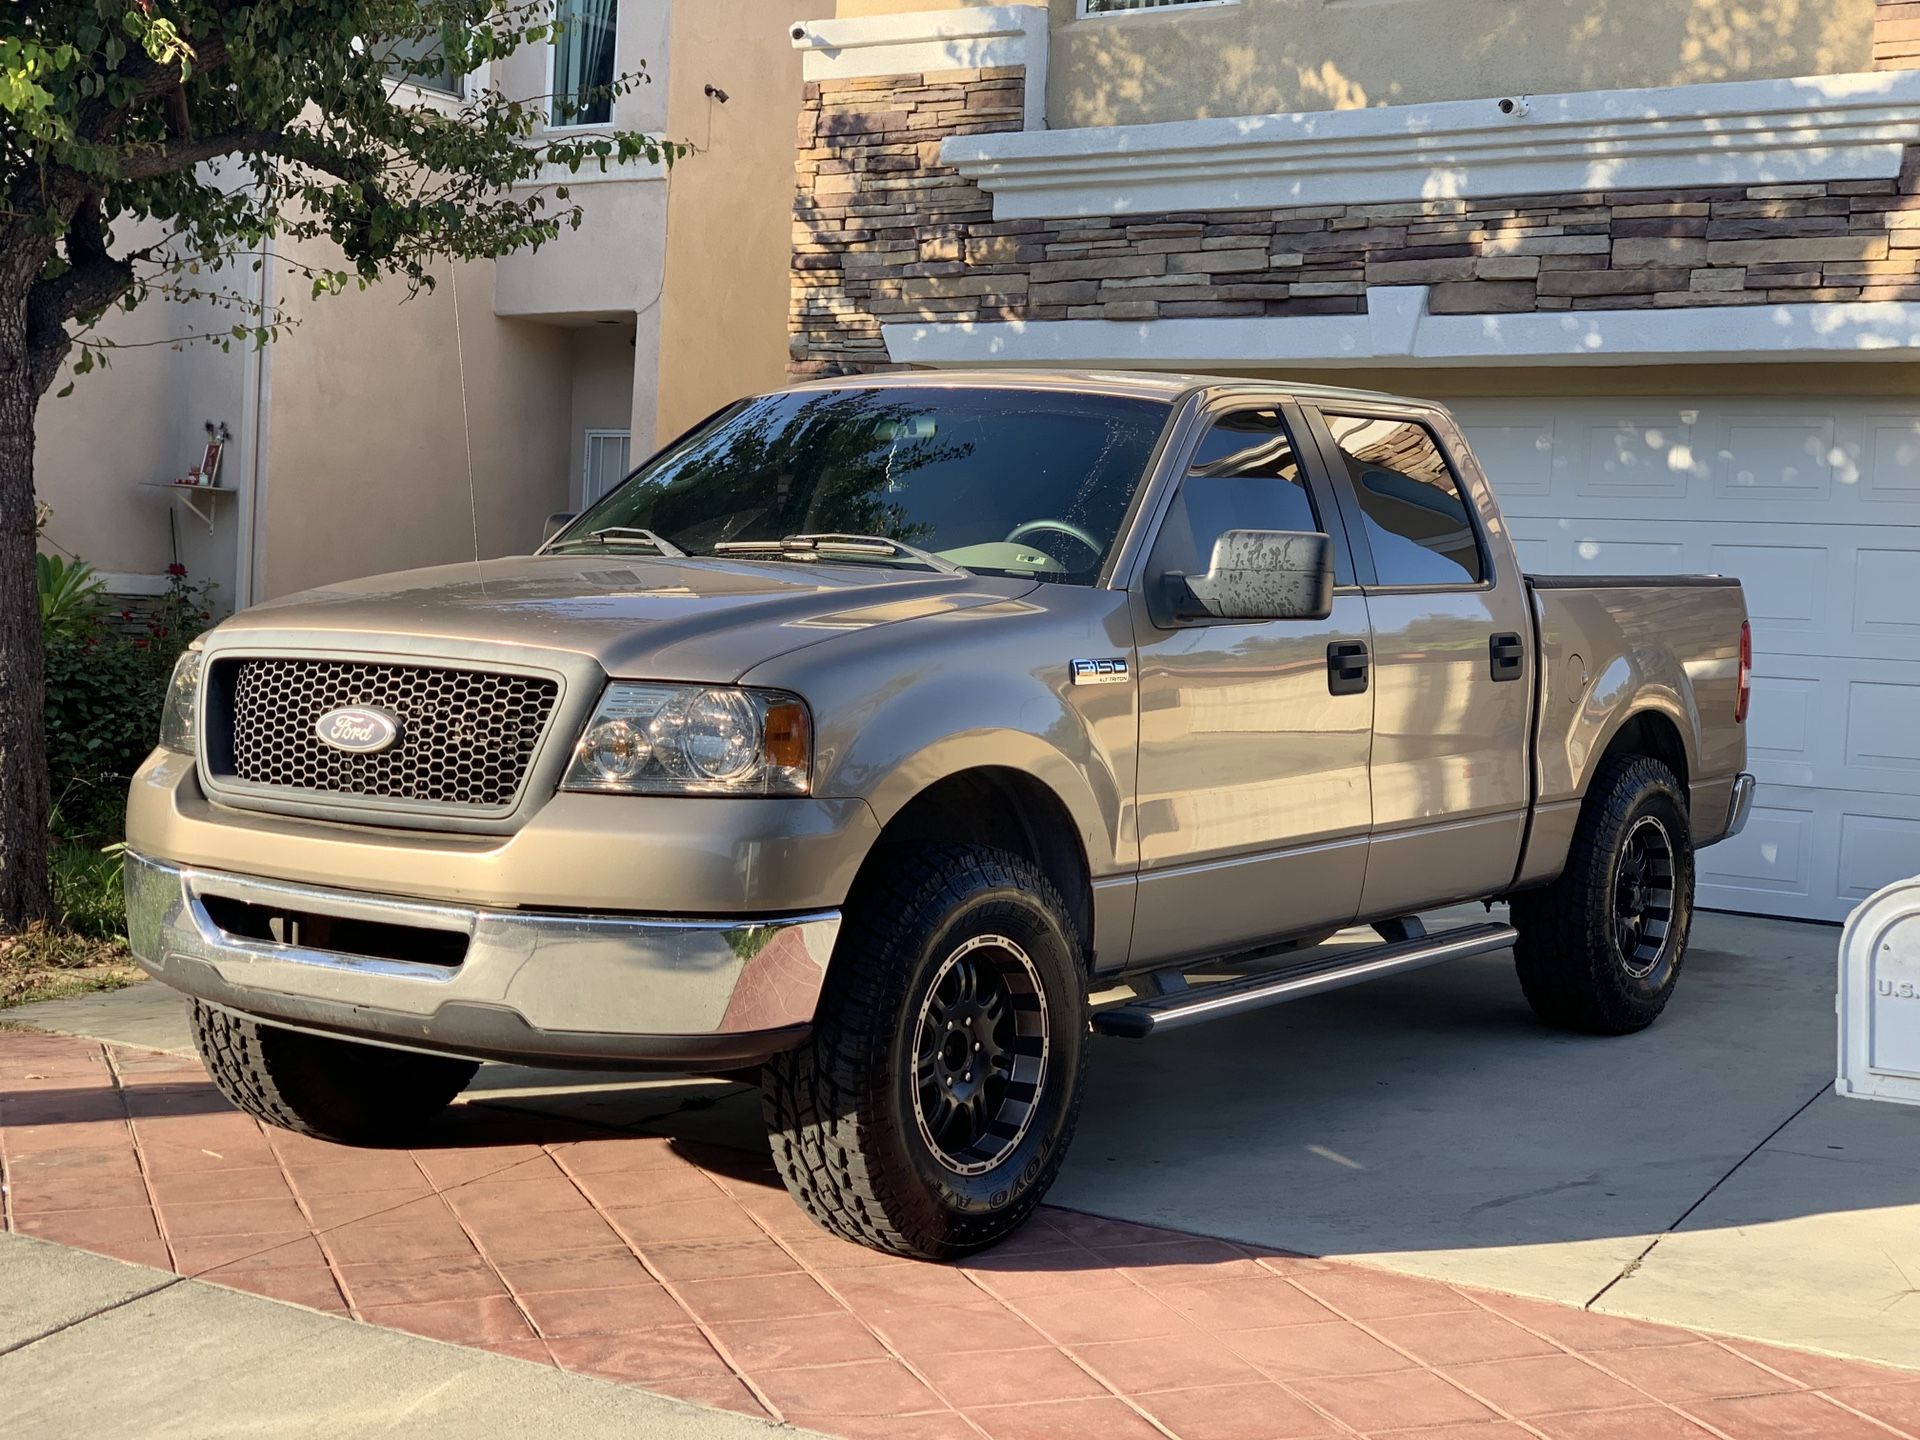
[777,367,1423,410]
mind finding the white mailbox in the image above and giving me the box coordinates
[1838,878,1920,1108]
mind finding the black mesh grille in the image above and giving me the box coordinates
[223,660,559,809]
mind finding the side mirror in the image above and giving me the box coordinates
[542,512,578,546]
[1163,529,1334,623]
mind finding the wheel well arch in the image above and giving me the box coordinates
[851,767,1095,968]
[1598,710,1690,796]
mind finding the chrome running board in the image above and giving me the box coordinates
[1092,921,1518,1038]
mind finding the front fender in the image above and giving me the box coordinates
[831,671,1127,877]
[739,587,1139,880]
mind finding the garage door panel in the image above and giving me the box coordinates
[1457,395,1920,924]
[1573,412,1701,499]
[1700,795,1818,915]
[1838,813,1920,910]
[1460,398,1920,529]
[1847,680,1920,776]
[1462,413,1555,495]
[1734,654,1920,796]
[1714,416,1836,503]
[1706,543,1827,637]
[1853,549,1920,640]
[1859,415,1920,502]
[1504,518,1920,664]
[1745,673,1817,781]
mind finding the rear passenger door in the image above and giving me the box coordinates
[1300,404,1532,918]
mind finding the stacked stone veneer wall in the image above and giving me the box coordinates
[792,67,1920,376]
[1879,0,1920,69]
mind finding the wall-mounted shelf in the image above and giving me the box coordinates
[141,480,235,535]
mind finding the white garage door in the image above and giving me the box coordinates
[1450,396,1920,924]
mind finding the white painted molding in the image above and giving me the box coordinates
[942,70,1920,218]
[790,6,1049,130]
[512,154,668,189]
[883,286,1920,368]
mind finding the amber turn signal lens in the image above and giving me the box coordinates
[763,696,812,773]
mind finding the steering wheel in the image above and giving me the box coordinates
[1005,519,1104,568]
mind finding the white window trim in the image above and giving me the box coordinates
[943,68,1920,217]
[1075,0,1241,19]
[582,428,634,507]
[545,0,619,133]
[883,287,1920,370]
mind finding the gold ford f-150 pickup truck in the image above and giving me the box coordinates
[125,372,1754,1258]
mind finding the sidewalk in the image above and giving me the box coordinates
[0,1230,794,1439]
[5,1023,1919,1439]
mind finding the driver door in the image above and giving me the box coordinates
[1129,401,1375,964]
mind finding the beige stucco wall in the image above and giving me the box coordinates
[33,223,249,599]
[564,325,641,504]
[833,0,1877,125]
[258,249,574,600]
[653,0,806,444]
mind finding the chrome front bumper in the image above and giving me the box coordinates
[125,852,840,1069]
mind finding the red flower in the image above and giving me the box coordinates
[167,563,188,577]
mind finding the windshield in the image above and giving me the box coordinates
[548,386,1172,583]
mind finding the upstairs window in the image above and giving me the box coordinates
[382,29,463,97]
[552,0,619,127]
[1325,415,1484,587]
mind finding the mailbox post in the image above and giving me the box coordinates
[1838,878,1920,1108]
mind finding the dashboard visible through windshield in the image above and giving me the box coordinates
[547,386,1173,583]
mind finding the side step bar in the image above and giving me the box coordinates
[1091,921,1518,1039]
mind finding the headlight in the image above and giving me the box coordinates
[158,649,203,755]
[563,683,811,795]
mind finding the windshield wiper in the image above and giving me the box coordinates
[711,533,968,576]
[556,527,687,557]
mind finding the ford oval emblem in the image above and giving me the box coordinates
[315,706,401,754]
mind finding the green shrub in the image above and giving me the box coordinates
[37,553,106,637]
[52,842,128,941]
[42,563,216,846]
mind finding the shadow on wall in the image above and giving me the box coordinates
[1050,0,1874,127]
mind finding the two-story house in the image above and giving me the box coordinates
[33,0,799,611]
[785,0,1920,923]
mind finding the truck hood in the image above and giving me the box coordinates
[213,554,1041,682]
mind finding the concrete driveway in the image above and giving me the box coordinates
[16,908,1920,1372]
[1058,907,1920,1371]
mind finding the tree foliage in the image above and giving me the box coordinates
[1,1,681,391]
[0,3,683,932]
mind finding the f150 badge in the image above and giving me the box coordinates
[1070,658,1130,686]
[316,706,402,754]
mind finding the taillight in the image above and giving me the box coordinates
[1735,620,1752,724]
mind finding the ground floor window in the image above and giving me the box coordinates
[583,429,632,506]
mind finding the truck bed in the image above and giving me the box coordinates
[1521,572,1750,885]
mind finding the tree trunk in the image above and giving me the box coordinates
[0,291,52,932]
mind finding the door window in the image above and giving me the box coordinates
[1153,408,1335,581]
[1325,415,1484,586]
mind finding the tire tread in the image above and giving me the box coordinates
[1510,754,1693,1035]
[763,843,1087,1260]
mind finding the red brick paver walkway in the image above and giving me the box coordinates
[4,1028,1917,1439]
